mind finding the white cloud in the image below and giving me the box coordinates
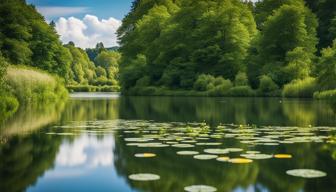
[55,15,121,48]
[36,6,89,19]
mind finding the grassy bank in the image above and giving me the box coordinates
[6,66,68,103]
[0,66,68,122]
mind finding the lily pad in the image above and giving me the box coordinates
[193,154,218,160]
[225,148,243,152]
[216,156,230,162]
[286,169,327,178]
[240,153,273,159]
[177,151,200,155]
[129,173,160,181]
[274,154,292,159]
[228,158,253,164]
[184,185,217,192]
[204,149,229,155]
[172,144,195,148]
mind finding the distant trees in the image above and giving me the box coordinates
[65,42,120,87]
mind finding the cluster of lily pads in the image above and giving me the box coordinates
[47,120,331,191]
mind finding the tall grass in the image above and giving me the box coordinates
[282,77,317,98]
[5,66,68,103]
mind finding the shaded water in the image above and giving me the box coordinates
[1,93,336,192]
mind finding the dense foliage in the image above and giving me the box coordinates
[0,0,71,77]
[118,0,336,98]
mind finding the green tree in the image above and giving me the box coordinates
[0,0,72,77]
[255,1,318,86]
[317,40,336,90]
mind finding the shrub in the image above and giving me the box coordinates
[194,74,215,91]
[228,86,255,97]
[208,80,233,96]
[314,90,336,100]
[282,77,317,98]
[234,72,248,86]
[258,75,279,96]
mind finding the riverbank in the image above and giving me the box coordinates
[0,66,68,122]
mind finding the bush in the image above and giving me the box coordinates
[314,90,336,100]
[228,86,255,97]
[194,74,215,91]
[282,77,317,98]
[258,75,279,96]
[234,72,248,86]
[208,80,233,96]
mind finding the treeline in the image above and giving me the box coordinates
[118,0,336,98]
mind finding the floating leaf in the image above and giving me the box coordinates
[129,173,160,181]
[193,154,218,160]
[286,169,326,178]
[228,158,253,164]
[184,185,217,192]
[240,153,273,159]
[216,156,230,162]
[177,151,199,155]
[274,154,292,159]
[204,149,229,155]
[172,144,195,148]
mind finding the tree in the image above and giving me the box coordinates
[86,42,107,61]
[94,51,120,80]
[317,40,336,90]
[65,44,97,84]
[304,0,336,50]
[0,0,73,78]
[254,1,318,86]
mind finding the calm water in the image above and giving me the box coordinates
[1,93,336,192]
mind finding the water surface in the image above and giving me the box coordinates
[1,93,336,192]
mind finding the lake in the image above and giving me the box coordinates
[1,93,336,192]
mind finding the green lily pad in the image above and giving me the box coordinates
[204,149,229,155]
[129,173,160,181]
[286,169,327,178]
[184,185,217,192]
[177,151,199,155]
[193,154,218,160]
[240,153,273,159]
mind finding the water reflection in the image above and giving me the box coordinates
[56,135,114,167]
[0,94,336,192]
[119,97,336,126]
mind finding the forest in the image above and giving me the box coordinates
[118,0,336,98]
[1,0,336,118]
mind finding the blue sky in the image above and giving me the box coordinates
[27,0,134,20]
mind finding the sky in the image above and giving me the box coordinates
[27,0,134,48]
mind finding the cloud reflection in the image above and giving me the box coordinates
[56,135,115,168]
